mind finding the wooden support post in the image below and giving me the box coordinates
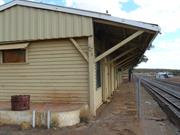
[115,53,139,67]
[113,66,115,90]
[117,56,138,69]
[114,67,117,90]
[117,71,119,88]
[110,64,112,94]
[120,58,137,69]
[70,38,88,62]
[115,67,117,90]
[95,30,143,62]
[108,62,110,97]
[122,60,137,70]
[119,71,123,84]
[88,36,96,116]
[119,71,121,88]
[122,61,137,71]
[104,58,109,101]
[116,68,118,87]
[111,64,115,93]
[110,47,137,63]
[102,58,107,102]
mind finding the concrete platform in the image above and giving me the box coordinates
[0,102,88,128]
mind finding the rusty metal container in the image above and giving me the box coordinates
[11,95,30,111]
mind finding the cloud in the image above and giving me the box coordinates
[155,38,180,52]
[66,0,127,14]
[138,51,180,69]
[0,0,4,5]
[138,32,180,69]
[138,37,180,69]
[1,0,179,69]
[125,0,180,33]
[64,0,180,69]
[65,0,180,34]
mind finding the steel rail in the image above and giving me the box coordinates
[155,80,180,93]
[143,78,180,100]
[140,77,180,127]
[156,79,180,87]
[142,80,180,111]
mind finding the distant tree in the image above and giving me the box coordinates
[133,55,148,68]
[138,55,148,63]
[147,43,155,50]
[133,44,154,69]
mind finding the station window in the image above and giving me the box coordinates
[96,61,101,88]
[0,43,28,64]
[2,49,26,63]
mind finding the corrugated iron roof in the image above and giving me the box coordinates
[0,0,160,32]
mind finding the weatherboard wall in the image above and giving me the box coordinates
[0,5,93,43]
[0,38,89,103]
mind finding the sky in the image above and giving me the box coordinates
[0,0,180,69]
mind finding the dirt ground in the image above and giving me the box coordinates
[140,86,179,135]
[0,82,178,135]
[166,76,180,83]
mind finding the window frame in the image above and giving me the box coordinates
[96,60,102,88]
[0,43,29,64]
[95,50,102,89]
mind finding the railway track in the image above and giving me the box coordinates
[140,77,180,128]
[156,79,180,87]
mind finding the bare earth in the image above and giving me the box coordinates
[0,82,178,135]
[166,76,180,83]
[140,86,179,135]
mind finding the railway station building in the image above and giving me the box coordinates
[0,0,160,116]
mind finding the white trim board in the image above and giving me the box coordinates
[0,43,29,50]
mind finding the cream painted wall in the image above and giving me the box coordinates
[0,38,89,103]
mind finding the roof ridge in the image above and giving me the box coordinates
[2,0,110,16]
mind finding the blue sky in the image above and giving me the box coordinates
[121,0,139,12]
[0,0,180,69]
